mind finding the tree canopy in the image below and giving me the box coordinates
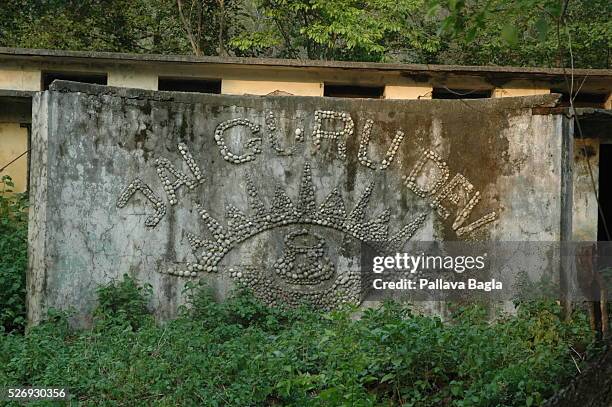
[0,0,609,68]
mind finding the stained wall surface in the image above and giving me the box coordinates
[28,82,564,326]
[0,123,28,192]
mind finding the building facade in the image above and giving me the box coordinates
[1,47,611,246]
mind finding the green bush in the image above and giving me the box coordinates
[0,175,28,333]
[94,274,153,330]
[0,274,594,406]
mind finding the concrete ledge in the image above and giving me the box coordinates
[2,47,611,81]
[49,80,562,110]
[0,89,36,98]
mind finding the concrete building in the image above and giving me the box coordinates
[4,48,607,324]
[1,47,610,244]
[2,48,611,192]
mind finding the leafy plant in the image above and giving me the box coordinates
[0,175,28,333]
[0,276,595,406]
[428,0,611,68]
[230,0,442,62]
[94,274,154,330]
[1,0,607,67]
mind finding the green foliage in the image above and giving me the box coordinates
[176,0,246,56]
[429,0,611,68]
[0,175,28,334]
[230,0,442,62]
[0,0,191,54]
[231,0,609,66]
[0,275,594,406]
[94,274,154,330]
[0,0,608,67]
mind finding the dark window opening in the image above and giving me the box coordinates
[42,72,107,90]
[554,90,609,108]
[324,84,384,99]
[432,88,492,99]
[158,77,221,94]
[598,144,612,241]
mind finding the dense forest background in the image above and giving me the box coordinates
[0,0,609,68]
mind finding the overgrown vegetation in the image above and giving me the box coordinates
[0,273,595,406]
[0,178,601,404]
[0,0,608,68]
[0,175,28,334]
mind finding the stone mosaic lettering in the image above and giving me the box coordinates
[29,82,562,324]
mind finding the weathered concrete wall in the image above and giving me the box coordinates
[28,81,563,326]
[221,79,323,96]
[384,85,432,100]
[492,81,551,98]
[572,139,599,241]
[0,123,28,192]
[0,67,41,91]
